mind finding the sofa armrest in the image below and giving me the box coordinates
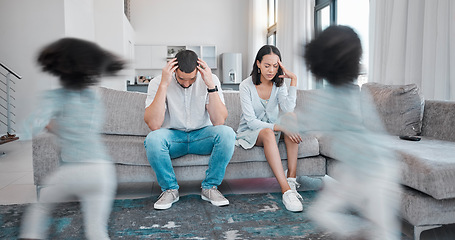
[32,132,60,185]
[421,100,455,142]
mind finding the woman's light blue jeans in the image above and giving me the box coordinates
[144,125,236,191]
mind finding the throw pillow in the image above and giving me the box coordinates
[361,82,424,136]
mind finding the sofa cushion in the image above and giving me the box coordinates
[361,82,424,136]
[98,87,150,136]
[320,133,455,200]
[104,133,319,167]
[115,156,327,183]
[224,156,327,179]
[401,186,455,226]
[231,134,320,163]
[389,137,455,200]
[32,132,60,185]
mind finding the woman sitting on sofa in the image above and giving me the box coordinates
[236,45,303,212]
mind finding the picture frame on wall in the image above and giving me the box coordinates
[137,76,152,84]
[167,46,185,59]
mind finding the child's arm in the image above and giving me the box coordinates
[19,91,57,140]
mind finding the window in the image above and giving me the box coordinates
[337,0,369,86]
[315,0,336,37]
[267,0,277,45]
[314,0,369,87]
[313,0,336,88]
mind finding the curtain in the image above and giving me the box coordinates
[370,0,455,100]
[248,0,268,77]
[276,0,315,90]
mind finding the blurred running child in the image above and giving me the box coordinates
[19,38,125,240]
[290,25,401,239]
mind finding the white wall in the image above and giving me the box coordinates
[130,0,250,79]
[94,0,135,90]
[64,0,96,41]
[0,0,65,134]
[0,0,248,134]
[0,0,134,134]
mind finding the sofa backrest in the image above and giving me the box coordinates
[224,91,242,130]
[98,87,150,136]
[223,89,321,132]
[97,87,246,135]
[361,82,425,136]
[421,100,455,142]
[97,83,428,138]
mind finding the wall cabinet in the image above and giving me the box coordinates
[177,46,217,69]
[134,45,217,69]
[134,45,167,69]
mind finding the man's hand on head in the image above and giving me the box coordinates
[161,58,178,87]
[197,58,215,89]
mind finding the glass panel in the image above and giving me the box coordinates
[267,33,276,46]
[338,0,369,85]
[316,5,331,34]
[314,5,331,88]
[268,0,276,27]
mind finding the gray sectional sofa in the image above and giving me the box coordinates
[32,83,455,240]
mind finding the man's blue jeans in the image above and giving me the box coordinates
[144,125,236,191]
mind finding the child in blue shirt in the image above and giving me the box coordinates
[19,38,124,240]
[288,25,401,240]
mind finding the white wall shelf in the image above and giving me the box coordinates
[135,45,217,69]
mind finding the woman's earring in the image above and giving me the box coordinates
[258,68,261,73]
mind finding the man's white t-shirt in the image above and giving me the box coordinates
[145,72,225,132]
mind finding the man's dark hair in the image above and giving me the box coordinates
[304,25,362,86]
[175,50,198,73]
[250,45,284,87]
[37,37,125,90]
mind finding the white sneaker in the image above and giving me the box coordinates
[284,169,301,190]
[154,189,179,210]
[201,186,229,206]
[282,190,303,212]
[287,177,301,191]
[287,177,303,200]
[285,169,303,199]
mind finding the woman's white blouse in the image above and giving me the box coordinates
[237,76,297,133]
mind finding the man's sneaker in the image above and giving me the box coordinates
[154,189,179,210]
[282,190,303,212]
[201,186,229,206]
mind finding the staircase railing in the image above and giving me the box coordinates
[0,62,21,138]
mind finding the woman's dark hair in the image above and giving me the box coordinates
[304,25,362,86]
[175,50,198,73]
[250,45,284,87]
[37,38,125,90]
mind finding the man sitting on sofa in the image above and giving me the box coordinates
[144,50,236,210]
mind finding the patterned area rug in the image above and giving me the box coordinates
[0,191,409,239]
